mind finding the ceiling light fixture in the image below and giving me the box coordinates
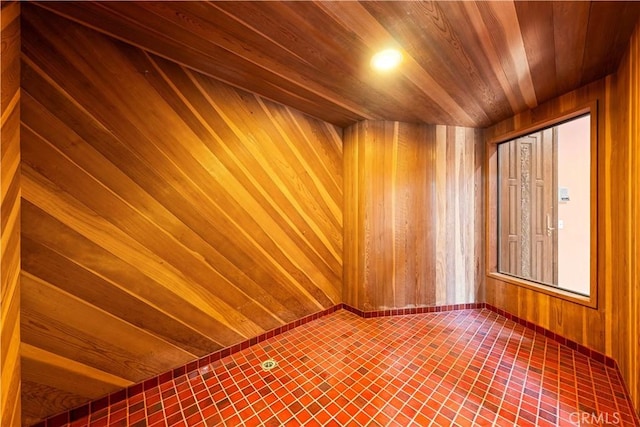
[371,49,403,71]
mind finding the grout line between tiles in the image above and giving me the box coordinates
[35,303,640,427]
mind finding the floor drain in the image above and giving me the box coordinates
[261,359,277,371]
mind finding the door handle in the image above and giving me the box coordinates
[546,213,555,236]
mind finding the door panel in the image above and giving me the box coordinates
[498,129,557,285]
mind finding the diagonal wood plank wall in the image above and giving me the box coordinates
[1,2,22,426]
[16,2,640,424]
[343,121,484,310]
[20,7,342,424]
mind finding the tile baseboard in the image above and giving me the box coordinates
[36,301,634,427]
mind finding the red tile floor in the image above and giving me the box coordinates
[68,309,638,427]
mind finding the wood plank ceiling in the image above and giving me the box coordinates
[13,1,640,424]
[34,1,640,128]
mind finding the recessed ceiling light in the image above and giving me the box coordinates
[371,49,403,71]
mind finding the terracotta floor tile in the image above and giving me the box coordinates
[49,309,639,427]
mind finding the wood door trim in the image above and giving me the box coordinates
[487,272,595,307]
[487,104,594,145]
[485,101,598,310]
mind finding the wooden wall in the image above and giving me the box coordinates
[485,30,640,416]
[485,79,610,351]
[343,121,483,311]
[1,2,21,426]
[613,21,640,416]
[16,2,639,423]
[20,7,342,424]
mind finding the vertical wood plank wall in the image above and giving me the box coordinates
[343,121,483,311]
[435,126,485,306]
[614,21,640,415]
[1,2,22,426]
[485,33,640,415]
[20,7,343,424]
[13,3,640,424]
[485,79,610,352]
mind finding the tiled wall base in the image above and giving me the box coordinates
[35,302,633,426]
[482,304,617,368]
[483,304,640,421]
[342,303,483,318]
[37,304,344,427]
